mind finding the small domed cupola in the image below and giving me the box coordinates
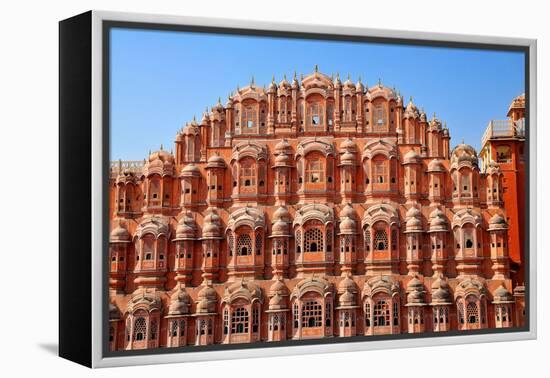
[405,276,426,305]
[427,158,446,173]
[430,275,452,305]
[488,213,508,232]
[168,286,191,316]
[110,224,130,243]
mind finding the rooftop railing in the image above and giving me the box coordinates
[482,118,525,146]
[110,160,145,177]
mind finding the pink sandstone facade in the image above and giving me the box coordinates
[108,69,526,351]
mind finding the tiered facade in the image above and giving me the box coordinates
[108,70,526,351]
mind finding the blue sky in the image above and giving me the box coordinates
[110,28,525,161]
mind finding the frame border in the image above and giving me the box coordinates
[90,10,537,368]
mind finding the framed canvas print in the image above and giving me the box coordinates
[59,10,537,368]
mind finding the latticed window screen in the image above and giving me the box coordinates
[125,318,131,342]
[133,317,146,341]
[434,306,449,324]
[301,300,323,328]
[227,233,234,256]
[253,307,260,332]
[231,307,249,334]
[364,228,371,250]
[179,319,185,336]
[255,232,263,255]
[374,300,390,327]
[374,104,386,127]
[326,301,332,327]
[223,308,229,334]
[391,229,397,250]
[295,230,302,254]
[237,234,252,256]
[480,299,486,324]
[326,228,333,252]
[243,106,256,129]
[365,302,371,327]
[170,320,178,337]
[293,302,299,328]
[149,319,158,340]
[374,229,388,250]
[467,300,479,324]
[305,228,324,253]
[393,301,399,326]
[457,300,465,324]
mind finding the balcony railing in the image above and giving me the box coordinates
[110,160,145,178]
[482,119,525,146]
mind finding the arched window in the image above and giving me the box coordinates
[374,229,388,251]
[466,296,479,324]
[237,234,252,256]
[133,317,146,341]
[373,104,386,128]
[239,158,256,188]
[307,102,323,129]
[243,105,256,131]
[306,158,324,183]
[373,300,390,327]
[374,159,388,184]
[301,300,323,328]
[305,227,324,253]
[231,307,249,334]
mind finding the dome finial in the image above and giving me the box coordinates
[462,137,465,144]
[160,144,163,151]
[314,64,318,72]
[250,76,255,86]
[293,70,297,79]
[283,73,287,81]
[378,77,382,86]
[271,74,275,83]
[358,75,362,83]
[217,97,222,105]
[409,96,414,103]
[347,73,350,80]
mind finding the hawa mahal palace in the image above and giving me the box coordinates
[108,68,526,351]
